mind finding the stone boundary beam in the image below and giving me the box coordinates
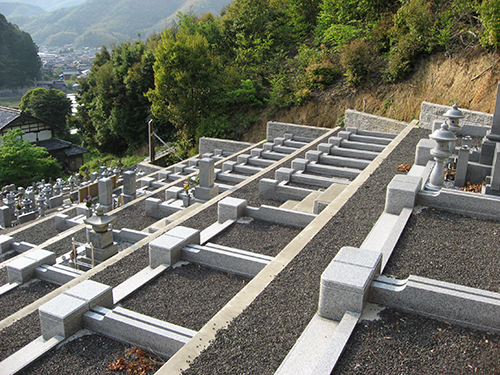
[370,275,500,334]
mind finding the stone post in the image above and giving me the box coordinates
[98,178,113,213]
[480,82,500,164]
[194,158,219,200]
[122,171,136,204]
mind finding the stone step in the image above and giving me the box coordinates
[216,172,249,184]
[313,183,348,214]
[261,150,287,160]
[233,164,263,175]
[291,172,349,188]
[182,243,273,278]
[348,134,392,145]
[292,191,322,214]
[316,154,371,170]
[84,305,196,358]
[283,139,308,148]
[337,140,386,152]
[246,157,275,168]
[280,200,300,210]
[346,127,397,139]
[329,147,379,160]
[305,163,361,180]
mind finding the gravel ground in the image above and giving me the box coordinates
[19,331,165,375]
[182,204,218,231]
[210,220,302,257]
[90,245,150,288]
[120,263,250,331]
[183,128,430,374]
[0,312,40,362]
[45,228,87,257]
[113,202,159,230]
[10,216,63,246]
[0,279,58,321]
[333,307,500,374]
[384,207,500,292]
[0,267,7,284]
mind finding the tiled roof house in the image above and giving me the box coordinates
[0,106,87,171]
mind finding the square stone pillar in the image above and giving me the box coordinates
[98,178,113,212]
[122,171,136,203]
[319,247,381,321]
[149,226,200,268]
[195,158,219,200]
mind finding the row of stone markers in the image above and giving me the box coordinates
[0,120,342,373]
[277,94,500,374]
[2,104,498,374]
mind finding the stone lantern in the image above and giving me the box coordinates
[83,205,118,263]
[443,103,465,153]
[36,195,47,217]
[426,122,457,191]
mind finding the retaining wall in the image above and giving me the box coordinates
[199,137,254,156]
[344,109,408,134]
[419,101,492,135]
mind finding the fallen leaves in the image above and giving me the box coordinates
[396,163,411,173]
[109,347,162,374]
[460,181,485,193]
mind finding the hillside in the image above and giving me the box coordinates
[3,0,232,47]
[243,49,500,143]
[0,0,85,12]
[0,2,45,18]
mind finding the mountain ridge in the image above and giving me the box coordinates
[2,0,231,47]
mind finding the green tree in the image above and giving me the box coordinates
[148,30,222,145]
[19,88,72,139]
[0,129,61,185]
[0,14,41,88]
[75,39,168,154]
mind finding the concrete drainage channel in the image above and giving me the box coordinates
[0,105,498,374]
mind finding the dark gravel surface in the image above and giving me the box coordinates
[182,204,218,231]
[113,202,159,230]
[333,307,500,374]
[0,267,7,284]
[10,218,60,246]
[90,245,150,288]
[0,312,40,362]
[0,279,58,321]
[384,207,500,292]
[120,263,250,331]
[230,173,282,207]
[19,332,165,375]
[45,228,87,257]
[183,128,430,374]
[210,220,302,257]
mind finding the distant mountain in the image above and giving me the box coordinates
[3,0,232,47]
[0,2,46,18]
[0,0,86,12]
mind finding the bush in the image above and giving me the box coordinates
[384,0,435,82]
[341,40,376,86]
[479,0,500,48]
[305,59,342,89]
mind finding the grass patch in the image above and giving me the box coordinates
[0,97,22,108]
[79,148,147,176]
